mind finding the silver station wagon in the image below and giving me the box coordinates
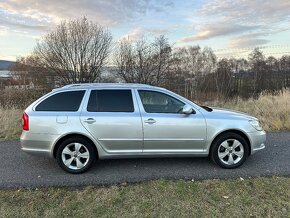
[21,83,266,173]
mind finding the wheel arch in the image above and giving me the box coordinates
[52,133,99,159]
[209,129,251,156]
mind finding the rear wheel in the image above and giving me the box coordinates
[210,133,249,169]
[56,137,96,174]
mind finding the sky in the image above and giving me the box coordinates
[0,0,290,61]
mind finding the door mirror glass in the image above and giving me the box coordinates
[182,105,193,114]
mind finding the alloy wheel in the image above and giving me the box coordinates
[61,143,90,170]
[217,139,244,165]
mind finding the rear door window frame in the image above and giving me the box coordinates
[84,88,137,113]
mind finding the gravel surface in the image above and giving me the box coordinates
[0,132,289,188]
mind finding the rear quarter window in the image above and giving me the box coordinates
[35,90,85,111]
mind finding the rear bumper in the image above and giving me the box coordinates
[20,131,58,158]
[248,130,266,154]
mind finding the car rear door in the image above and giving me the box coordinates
[80,88,143,153]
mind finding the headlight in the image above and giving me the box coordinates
[249,120,263,131]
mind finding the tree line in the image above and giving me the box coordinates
[8,17,290,101]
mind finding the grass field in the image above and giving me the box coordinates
[0,107,22,141]
[209,90,290,131]
[1,90,289,140]
[0,177,289,217]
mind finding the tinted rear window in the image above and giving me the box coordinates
[87,90,134,112]
[35,91,85,111]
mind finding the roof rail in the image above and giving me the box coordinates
[54,83,153,90]
[61,83,90,88]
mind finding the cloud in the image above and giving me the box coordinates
[0,18,49,32]
[0,25,8,35]
[120,27,146,41]
[213,35,270,58]
[149,28,171,35]
[0,0,174,31]
[177,0,290,49]
[179,23,259,42]
[229,37,270,49]
[0,0,289,60]
[199,0,290,24]
[120,27,171,41]
[0,8,51,34]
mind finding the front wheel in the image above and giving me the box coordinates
[210,133,249,169]
[56,137,96,174]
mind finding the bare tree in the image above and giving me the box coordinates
[152,35,172,84]
[169,46,217,100]
[280,55,290,89]
[248,48,266,95]
[114,35,172,85]
[214,59,234,99]
[33,17,112,85]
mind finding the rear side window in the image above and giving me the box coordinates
[87,90,134,112]
[35,91,85,111]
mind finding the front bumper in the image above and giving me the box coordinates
[247,130,266,154]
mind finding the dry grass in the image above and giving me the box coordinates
[0,177,289,217]
[0,107,22,141]
[208,90,290,131]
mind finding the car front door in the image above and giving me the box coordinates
[136,89,206,153]
[81,89,143,153]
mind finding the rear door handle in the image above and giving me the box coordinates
[83,118,96,124]
[144,118,156,124]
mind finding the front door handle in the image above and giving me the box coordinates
[144,118,156,124]
[83,118,96,124]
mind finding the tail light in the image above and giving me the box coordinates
[22,112,29,131]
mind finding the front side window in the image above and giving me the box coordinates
[138,90,185,113]
[87,90,134,112]
[35,90,85,111]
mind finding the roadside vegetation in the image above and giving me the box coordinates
[0,106,22,141]
[209,89,290,131]
[1,89,289,141]
[0,177,289,217]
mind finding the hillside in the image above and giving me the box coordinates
[0,60,15,70]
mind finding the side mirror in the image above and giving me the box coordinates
[182,105,194,114]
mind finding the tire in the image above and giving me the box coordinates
[56,137,96,174]
[210,132,249,169]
